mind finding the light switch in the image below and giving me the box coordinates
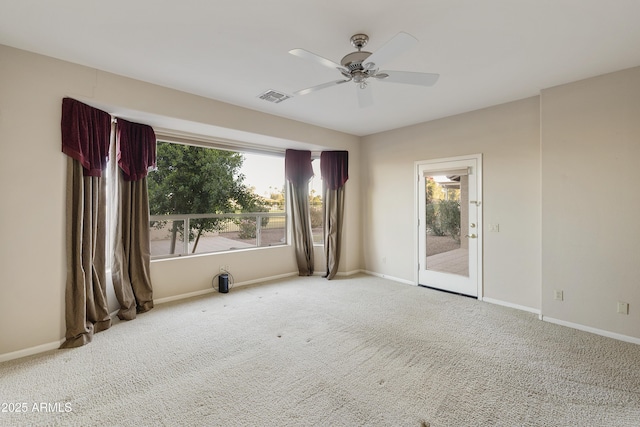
[617,302,629,315]
[554,290,563,301]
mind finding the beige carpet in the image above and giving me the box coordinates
[1,274,639,426]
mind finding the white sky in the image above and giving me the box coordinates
[241,152,322,198]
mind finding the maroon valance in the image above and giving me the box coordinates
[285,149,314,186]
[321,151,349,190]
[116,118,156,181]
[61,98,111,177]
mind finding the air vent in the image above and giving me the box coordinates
[258,90,291,104]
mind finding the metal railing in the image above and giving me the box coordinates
[149,212,287,258]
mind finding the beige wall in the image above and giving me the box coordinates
[361,66,640,341]
[0,45,361,357]
[361,97,542,309]
[2,42,639,358]
[540,67,640,338]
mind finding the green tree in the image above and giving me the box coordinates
[425,177,460,240]
[267,186,285,211]
[148,142,267,253]
[426,177,443,204]
[309,189,323,229]
[438,199,461,242]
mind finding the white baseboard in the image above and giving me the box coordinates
[362,270,415,286]
[154,288,216,305]
[483,297,541,315]
[6,273,637,363]
[541,316,640,346]
[0,340,64,363]
[157,272,640,347]
[156,270,364,305]
[365,274,640,347]
[155,271,300,305]
[310,269,364,277]
[231,271,299,288]
[336,269,365,277]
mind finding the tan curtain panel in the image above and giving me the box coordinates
[322,186,345,279]
[320,151,349,279]
[285,149,315,276]
[60,98,156,347]
[111,175,154,319]
[110,119,155,320]
[60,99,112,348]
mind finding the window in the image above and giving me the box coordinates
[310,158,323,244]
[148,141,286,258]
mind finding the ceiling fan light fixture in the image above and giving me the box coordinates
[353,71,366,83]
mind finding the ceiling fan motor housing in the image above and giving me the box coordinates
[341,51,373,72]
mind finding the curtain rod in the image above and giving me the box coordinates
[106,116,326,158]
[154,131,284,157]
[154,128,322,158]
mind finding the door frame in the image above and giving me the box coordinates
[414,154,483,299]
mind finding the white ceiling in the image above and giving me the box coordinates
[2,0,640,136]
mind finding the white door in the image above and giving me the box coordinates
[417,155,482,297]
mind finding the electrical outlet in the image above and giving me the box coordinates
[617,302,629,315]
[489,223,500,232]
[554,290,563,301]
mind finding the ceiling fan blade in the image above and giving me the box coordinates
[378,70,440,86]
[294,79,350,96]
[363,32,418,69]
[289,48,349,74]
[357,86,374,108]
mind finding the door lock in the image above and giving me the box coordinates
[465,234,477,239]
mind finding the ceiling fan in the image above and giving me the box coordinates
[289,32,439,107]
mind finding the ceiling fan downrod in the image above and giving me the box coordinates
[350,34,369,50]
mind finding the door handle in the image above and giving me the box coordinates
[465,234,477,239]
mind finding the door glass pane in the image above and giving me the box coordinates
[424,174,469,277]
